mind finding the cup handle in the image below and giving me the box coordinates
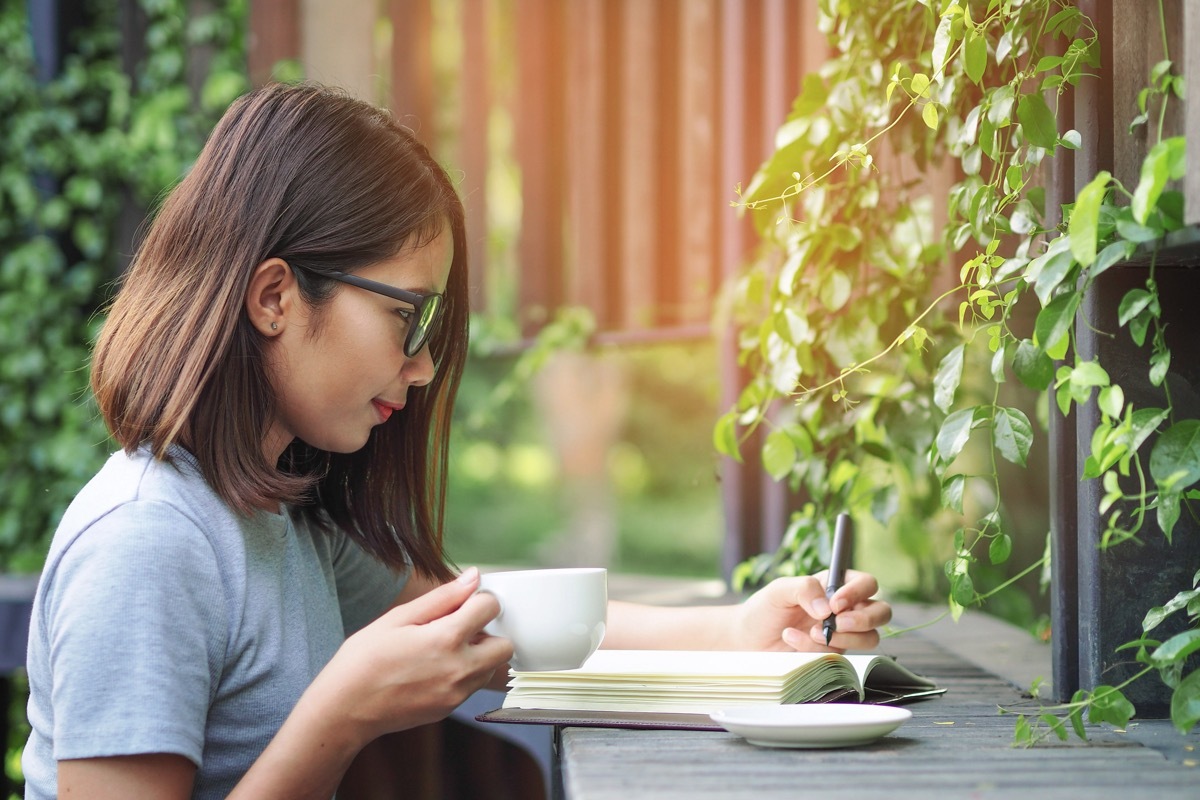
[475,588,503,619]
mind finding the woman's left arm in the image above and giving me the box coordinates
[602,570,891,654]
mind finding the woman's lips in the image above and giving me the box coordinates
[372,400,403,423]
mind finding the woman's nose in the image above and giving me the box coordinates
[402,342,436,386]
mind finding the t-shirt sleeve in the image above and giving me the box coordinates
[42,500,227,766]
[329,531,409,636]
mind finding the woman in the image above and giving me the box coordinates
[23,82,890,799]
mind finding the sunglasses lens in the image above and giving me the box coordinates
[406,294,444,357]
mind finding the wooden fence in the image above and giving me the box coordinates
[249,0,828,339]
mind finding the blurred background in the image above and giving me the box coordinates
[1,1,1059,794]
[1,0,849,582]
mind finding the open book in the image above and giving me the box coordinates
[479,649,943,730]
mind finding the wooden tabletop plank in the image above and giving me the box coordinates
[557,606,1200,799]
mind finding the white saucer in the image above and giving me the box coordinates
[709,704,912,749]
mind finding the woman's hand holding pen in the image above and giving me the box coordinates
[729,570,892,654]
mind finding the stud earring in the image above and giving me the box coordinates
[270,322,278,331]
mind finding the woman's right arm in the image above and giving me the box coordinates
[57,568,512,800]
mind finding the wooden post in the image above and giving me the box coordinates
[300,0,378,103]
[617,0,661,331]
[247,0,300,86]
[513,0,565,334]
[388,0,434,139]
[676,0,718,326]
[458,0,491,311]
[717,0,762,580]
[563,0,614,327]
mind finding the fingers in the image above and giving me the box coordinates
[798,570,879,619]
[394,569,511,664]
[385,566,481,627]
[828,570,880,615]
[784,623,881,653]
[759,569,890,653]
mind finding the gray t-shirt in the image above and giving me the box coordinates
[23,447,408,799]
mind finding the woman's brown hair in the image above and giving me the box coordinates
[91,82,467,582]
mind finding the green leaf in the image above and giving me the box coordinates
[1046,326,1071,361]
[829,459,859,492]
[1035,291,1080,356]
[1034,55,1064,73]
[1143,586,1200,632]
[934,345,966,413]
[1030,249,1076,306]
[1164,136,1186,180]
[1017,93,1059,148]
[1068,171,1111,266]
[990,342,1006,384]
[951,570,976,607]
[1130,314,1152,347]
[965,31,987,84]
[1152,630,1200,666]
[1071,360,1110,389]
[789,424,814,458]
[819,270,852,311]
[963,145,983,176]
[1040,713,1069,742]
[1149,420,1200,490]
[1116,217,1161,243]
[1170,668,1200,734]
[937,408,978,464]
[1098,385,1124,419]
[1149,349,1171,387]
[1014,714,1032,745]
[923,101,940,130]
[1088,686,1135,729]
[1013,340,1054,390]
[1069,690,1089,740]
[1025,235,1071,284]
[942,474,966,514]
[1128,407,1170,453]
[713,412,741,462]
[993,407,1033,467]
[1089,240,1135,280]
[1132,139,1171,224]
[989,533,1013,565]
[200,69,249,113]
[932,14,954,77]
[762,429,797,481]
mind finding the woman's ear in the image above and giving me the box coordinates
[245,258,295,336]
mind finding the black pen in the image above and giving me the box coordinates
[823,513,854,646]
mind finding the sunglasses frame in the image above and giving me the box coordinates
[292,265,445,357]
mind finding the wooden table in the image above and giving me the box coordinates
[553,605,1200,799]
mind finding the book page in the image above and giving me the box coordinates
[844,654,939,689]
[504,650,862,712]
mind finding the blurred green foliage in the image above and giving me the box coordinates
[3,0,248,791]
[446,339,723,577]
[0,0,247,573]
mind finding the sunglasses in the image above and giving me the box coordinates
[293,266,445,358]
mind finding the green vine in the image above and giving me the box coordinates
[0,0,247,548]
[718,0,1199,740]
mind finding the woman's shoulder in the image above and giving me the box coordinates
[62,446,228,530]
[46,446,258,575]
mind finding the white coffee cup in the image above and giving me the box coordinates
[479,567,607,671]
